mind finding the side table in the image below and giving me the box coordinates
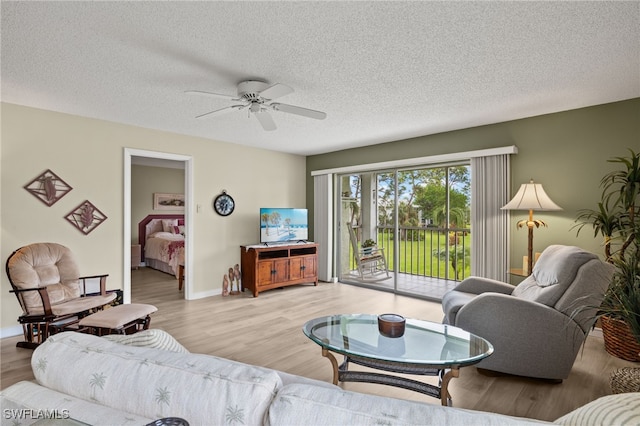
[131,244,141,269]
[509,268,527,277]
[178,263,185,291]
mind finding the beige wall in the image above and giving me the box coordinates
[306,98,640,269]
[1,103,307,335]
[131,164,185,244]
[2,99,638,335]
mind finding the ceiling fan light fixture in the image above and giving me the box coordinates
[249,102,261,113]
[187,80,326,131]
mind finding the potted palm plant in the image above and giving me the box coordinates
[574,149,640,361]
[362,238,377,255]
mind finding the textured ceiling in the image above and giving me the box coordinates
[2,1,639,156]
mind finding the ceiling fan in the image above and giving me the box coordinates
[186,80,326,131]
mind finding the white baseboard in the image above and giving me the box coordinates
[1,325,23,339]
[187,288,221,300]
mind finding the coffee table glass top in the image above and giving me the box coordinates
[303,314,493,366]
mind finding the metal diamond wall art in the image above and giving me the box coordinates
[65,200,107,235]
[24,169,72,206]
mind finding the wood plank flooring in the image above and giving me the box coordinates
[1,267,636,422]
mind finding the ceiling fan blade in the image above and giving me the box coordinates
[195,105,240,119]
[271,103,327,120]
[259,83,294,101]
[254,111,277,131]
[185,90,238,101]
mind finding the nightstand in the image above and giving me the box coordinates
[131,244,141,269]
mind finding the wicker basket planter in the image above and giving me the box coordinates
[601,315,640,362]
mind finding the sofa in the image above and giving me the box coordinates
[1,330,638,425]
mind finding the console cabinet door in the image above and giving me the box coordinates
[257,261,274,286]
[273,259,289,283]
[303,255,317,279]
[290,256,317,281]
[257,259,289,286]
[289,257,303,281]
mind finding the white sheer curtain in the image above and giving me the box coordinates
[313,173,333,282]
[470,154,511,281]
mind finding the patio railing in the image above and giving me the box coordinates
[351,225,471,281]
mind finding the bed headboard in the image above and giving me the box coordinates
[138,214,184,261]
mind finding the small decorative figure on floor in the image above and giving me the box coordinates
[234,264,241,293]
[229,267,240,295]
[222,274,229,297]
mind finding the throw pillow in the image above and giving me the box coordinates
[161,219,177,233]
[555,393,640,425]
[102,329,189,353]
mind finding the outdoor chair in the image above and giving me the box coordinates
[6,242,117,348]
[441,245,614,381]
[348,226,389,280]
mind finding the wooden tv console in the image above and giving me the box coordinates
[240,242,318,297]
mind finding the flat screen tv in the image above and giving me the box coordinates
[260,208,308,244]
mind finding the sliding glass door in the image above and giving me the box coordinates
[337,164,471,299]
[338,173,390,283]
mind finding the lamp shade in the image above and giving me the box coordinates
[501,180,562,211]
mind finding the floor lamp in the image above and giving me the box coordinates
[501,179,562,275]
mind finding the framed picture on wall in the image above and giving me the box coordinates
[153,193,185,211]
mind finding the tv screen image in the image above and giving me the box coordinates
[260,208,308,244]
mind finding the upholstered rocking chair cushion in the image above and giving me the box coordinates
[7,243,115,315]
[43,294,117,317]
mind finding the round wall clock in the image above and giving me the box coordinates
[213,191,235,216]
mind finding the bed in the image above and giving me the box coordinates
[138,214,185,277]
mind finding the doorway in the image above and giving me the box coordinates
[123,148,193,304]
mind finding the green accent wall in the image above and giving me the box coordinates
[306,98,640,268]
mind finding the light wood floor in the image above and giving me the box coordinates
[1,267,636,422]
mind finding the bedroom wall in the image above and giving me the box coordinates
[306,98,640,268]
[131,164,185,244]
[0,103,307,336]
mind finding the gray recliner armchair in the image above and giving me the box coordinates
[441,245,614,381]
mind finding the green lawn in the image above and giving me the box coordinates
[352,230,472,281]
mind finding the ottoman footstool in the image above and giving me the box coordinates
[79,303,157,336]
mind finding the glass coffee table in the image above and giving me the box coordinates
[303,314,493,406]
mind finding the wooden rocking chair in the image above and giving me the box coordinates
[6,242,117,348]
